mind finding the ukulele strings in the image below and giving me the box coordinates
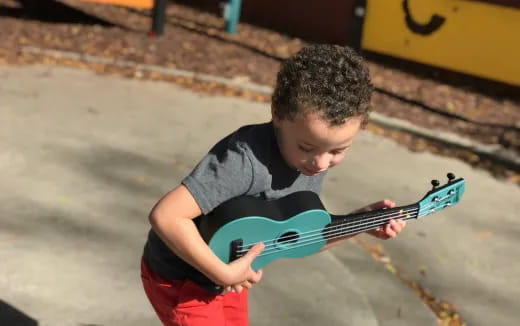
[251,195,450,256]
[238,208,418,256]
[254,216,418,259]
[250,196,451,258]
[242,193,451,252]
[238,206,418,252]
[238,206,419,252]
[237,195,450,256]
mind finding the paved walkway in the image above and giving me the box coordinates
[1,65,518,325]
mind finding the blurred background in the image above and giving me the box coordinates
[1,0,518,182]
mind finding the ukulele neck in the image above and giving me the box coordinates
[326,204,419,238]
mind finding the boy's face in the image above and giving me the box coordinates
[272,110,363,176]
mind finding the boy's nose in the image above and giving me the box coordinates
[312,154,330,170]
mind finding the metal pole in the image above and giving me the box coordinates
[349,0,367,51]
[151,0,167,37]
[224,0,242,34]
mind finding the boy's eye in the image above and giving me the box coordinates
[298,145,313,153]
[331,147,349,155]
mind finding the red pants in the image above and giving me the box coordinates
[141,258,249,326]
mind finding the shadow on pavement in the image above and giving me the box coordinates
[0,300,38,326]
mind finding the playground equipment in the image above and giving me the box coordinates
[82,0,152,9]
[78,0,520,87]
[222,0,242,33]
[82,0,243,35]
[355,0,520,86]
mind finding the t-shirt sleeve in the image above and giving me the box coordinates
[182,134,254,214]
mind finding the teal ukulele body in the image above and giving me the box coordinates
[198,175,465,271]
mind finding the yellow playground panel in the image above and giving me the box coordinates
[81,0,153,9]
[362,0,520,86]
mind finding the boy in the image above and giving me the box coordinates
[141,44,406,326]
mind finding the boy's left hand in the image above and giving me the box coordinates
[353,199,406,240]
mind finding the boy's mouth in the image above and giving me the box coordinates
[301,166,326,175]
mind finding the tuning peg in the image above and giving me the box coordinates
[431,179,440,190]
[447,172,456,182]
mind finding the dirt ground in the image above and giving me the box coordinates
[1,0,519,184]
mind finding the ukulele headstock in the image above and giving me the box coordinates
[417,173,465,218]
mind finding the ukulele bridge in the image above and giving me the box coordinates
[229,239,244,262]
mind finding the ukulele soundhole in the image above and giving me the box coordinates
[276,231,300,247]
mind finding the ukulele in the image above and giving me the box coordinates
[198,173,465,271]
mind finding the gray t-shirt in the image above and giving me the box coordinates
[143,122,326,292]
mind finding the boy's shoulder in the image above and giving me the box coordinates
[217,121,275,155]
[232,121,273,142]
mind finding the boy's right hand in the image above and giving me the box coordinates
[223,242,265,293]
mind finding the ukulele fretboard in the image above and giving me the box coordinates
[325,204,419,238]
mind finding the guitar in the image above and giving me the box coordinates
[198,173,465,271]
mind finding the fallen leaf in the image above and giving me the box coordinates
[446,102,456,111]
[477,231,492,239]
[384,263,397,274]
[419,265,428,276]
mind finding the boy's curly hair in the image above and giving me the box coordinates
[272,44,373,126]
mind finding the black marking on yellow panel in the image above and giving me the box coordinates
[402,0,446,35]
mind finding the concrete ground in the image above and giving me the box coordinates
[1,65,518,326]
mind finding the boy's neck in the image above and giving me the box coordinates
[271,121,302,174]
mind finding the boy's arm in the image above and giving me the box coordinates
[149,184,263,287]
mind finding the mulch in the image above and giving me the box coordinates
[1,0,519,187]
